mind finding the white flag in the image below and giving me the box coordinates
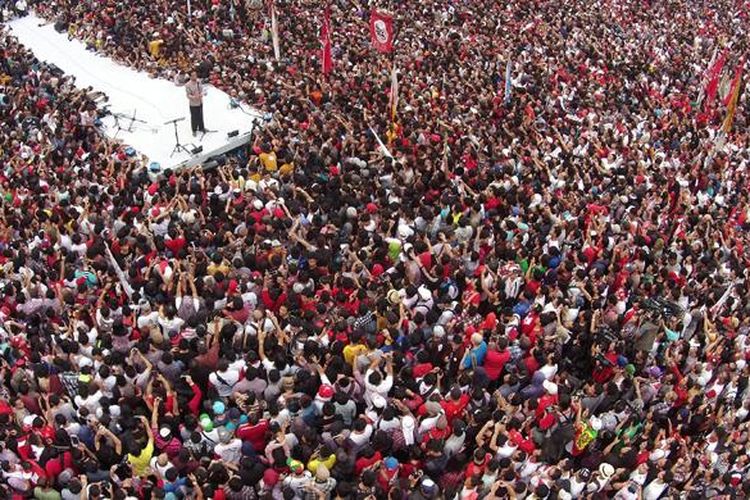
[271,1,280,61]
[104,242,134,298]
[369,126,393,158]
[389,65,398,120]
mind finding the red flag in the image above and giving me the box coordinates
[704,49,727,109]
[369,9,394,53]
[320,7,333,76]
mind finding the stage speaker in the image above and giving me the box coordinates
[227,130,239,138]
[191,146,203,155]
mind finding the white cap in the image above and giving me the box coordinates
[371,394,386,409]
[542,379,558,395]
[589,416,603,431]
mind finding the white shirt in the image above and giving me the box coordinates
[364,369,392,407]
[209,369,241,397]
[495,442,518,459]
[539,363,559,380]
[643,479,667,500]
[215,438,243,463]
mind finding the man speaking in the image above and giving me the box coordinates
[185,71,205,137]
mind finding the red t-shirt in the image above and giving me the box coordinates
[483,349,510,381]
[355,452,382,475]
[413,362,433,379]
[237,420,270,453]
[165,237,187,254]
[441,394,470,424]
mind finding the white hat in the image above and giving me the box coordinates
[371,394,386,409]
[649,449,666,461]
[252,199,263,210]
[387,289,401,305]
[589,416,603,431]
[598,462,615,479]
[417,286,431,301]
[542,379,558,395]
[433,325,446,338]
[529,193,543,208]
[397,224,414,239]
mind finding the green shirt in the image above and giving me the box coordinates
[34,487,62,500]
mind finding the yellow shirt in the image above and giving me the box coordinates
[207,262,230,276]
[148,39,164,58]
[259,152,278,172]
[307,454,336,473]
[279,162,294,176]
[343,343,368,366]
[128,439,154,476]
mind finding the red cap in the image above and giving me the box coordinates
[318,384,334,399]
[263,469,279,486]
[371,263,384,278]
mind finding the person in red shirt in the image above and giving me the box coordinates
[412,350,434,379]
[464,450,492,479]
[164,227,187,255]
[483,338,511,384]
[441,386,470,425]
[236,414,270,453]
[185,376,203,416]
[354,447,382,475]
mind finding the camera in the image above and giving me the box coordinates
[0,94,8,107]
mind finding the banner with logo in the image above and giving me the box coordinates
[370,9,394,53]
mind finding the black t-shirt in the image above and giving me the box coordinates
[96,442,122,469]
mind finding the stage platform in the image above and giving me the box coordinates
[7,14,262,170]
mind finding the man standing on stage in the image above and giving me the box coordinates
[185,71,205,136]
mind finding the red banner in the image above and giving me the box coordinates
[704,49,727,110]
[321,7,333,76]
[369,9,394,53]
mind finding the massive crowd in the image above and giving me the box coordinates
[1,0,750,498]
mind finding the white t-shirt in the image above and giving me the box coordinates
[348,425,373,447]
[74,390,103,413]
[209,369,241,397]
[364,369,392,407]
[214,438,243,463]
[137,311,159,330]
[495,442,518,459]
[643,479,667,500]
[158,315,184,335]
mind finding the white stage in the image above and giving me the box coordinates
[7,14,262,170]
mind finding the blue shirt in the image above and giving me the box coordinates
[463,341,488,369]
